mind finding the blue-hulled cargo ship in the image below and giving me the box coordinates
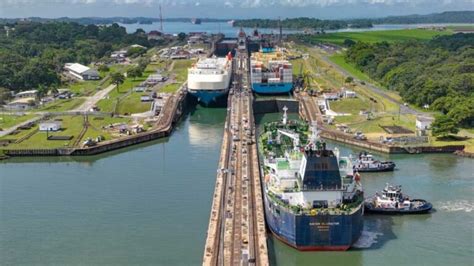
[250,48,293,95]
[259,109,364,251]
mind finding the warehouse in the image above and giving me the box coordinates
[64,63,100,80]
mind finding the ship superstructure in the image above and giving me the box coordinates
[259,109,364,250]
[187,55,232,106]
[250,48,293,94]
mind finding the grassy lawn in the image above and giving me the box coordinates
[309,29,451,45]
[36,98,86,112]
[68,80,105,96]
[0,114,37,129]
[430,137,474,153]
[330,98,370,115]
[329,54,374,83]
[161,83,181,93]
[82,116,132,142]
[333,113,416,136]
[4,115,85,149]
[116,92,151,114]
[97,60,172,114]
[173,59,195,82]
[1,115,137,149]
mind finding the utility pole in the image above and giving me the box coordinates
[159,4,163,32]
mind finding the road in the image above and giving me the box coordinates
[318,52,430,117]
[74,84,116,112]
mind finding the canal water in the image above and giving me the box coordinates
[1,109,473,265]
[120,21,472,36]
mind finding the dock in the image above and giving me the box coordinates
[203,50,268,265]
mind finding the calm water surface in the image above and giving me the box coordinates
[1,109,473,265]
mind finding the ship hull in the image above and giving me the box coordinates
[188,89,228,106]
[252,82,293,94]
[264,192,364,251]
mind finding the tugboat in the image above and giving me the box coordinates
[353,152,396,172]
[365,184,432,214]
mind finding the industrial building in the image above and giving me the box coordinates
[64,63,100,80]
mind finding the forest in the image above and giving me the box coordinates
[234,18,372,30]
[0,22,163,92]
[344,33,474,128]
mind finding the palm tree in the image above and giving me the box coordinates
[111,72,125,92]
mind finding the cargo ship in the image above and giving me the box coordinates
[259,109,364,251]
[187,54,232,106]
[250,48,293,94]
[191,18,202,25]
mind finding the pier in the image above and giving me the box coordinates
[203,50,268,265]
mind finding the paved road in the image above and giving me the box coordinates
[74,84,116,112]
[318,52,430,117]
[0,115,43,137]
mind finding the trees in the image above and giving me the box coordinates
[98,64,110,73]
[178,32,186,41]
[127,67,143,81]
[111,72,125,92]
[344,34,474,129]
[431,115,459,138]
[345,76,354,84]
[0,21,163,94]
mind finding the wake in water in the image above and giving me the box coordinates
[352,229,384,249]
[437,200,473,213]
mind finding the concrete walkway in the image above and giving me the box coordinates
[74,84,116,112]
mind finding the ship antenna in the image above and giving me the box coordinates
[282,106,288,125]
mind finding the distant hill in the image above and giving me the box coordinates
[0,17,229,25]
[233,11,473,30]
[372,11,474,24]
[0,11,472,26]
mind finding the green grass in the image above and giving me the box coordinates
[161,83,181,93]
[1,115,136,149]
[173,59,195,82]
[329,54,374,83]
[309,29,451,45]
[82,116,132,142]
[116,92,151,114]
[68,80,104,96]
[334,114,416,135]
[36,98,86,112]
[330,98,370,115]
[0,114,37,129]
[4,116,85,148]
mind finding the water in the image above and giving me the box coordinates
[1,110,473,265]
[120,21,472,36]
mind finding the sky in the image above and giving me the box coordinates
[0,0,472,19]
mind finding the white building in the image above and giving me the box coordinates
[5,97,35,110]
[323,93,340,101]
[64,63,100,80]
[39,121,62,131]
[343,90,357,98]
[15,90,37,99]
[416,116,434,130]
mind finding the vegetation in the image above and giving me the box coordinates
[0,21,165,94]
[431,115,459,138]
[295,29,451,45]
[235,18,372,30]
[345,33,474,128]
[111,72,125,92]
[0,114,36,129]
